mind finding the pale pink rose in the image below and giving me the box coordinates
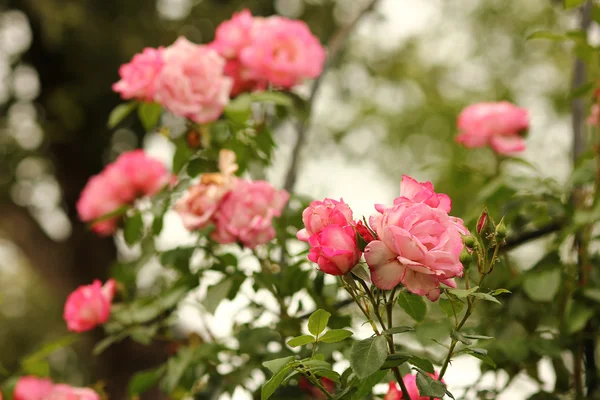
[240,16,326,88]
[296,198,354,242]
[154,37,232,123]
[112,47,164,101]
[212,180,289,248]
[307,224,361,275]
[387,373,443,400]
[13,376,54,400]
[45,385,99,400]
[63,279,115,332]
[456,101,529,155]
[364,201,468,301]
[588,104,600,126]
[76,150,171,235]
[175,149,238,231]
[394,175,451,213]
[211,9,254,59]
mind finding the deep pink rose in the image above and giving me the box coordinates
[175,149,238,230]
[154,37,232,123]
[222,58,267,96]
[211,9,254,59]
[296,198,354,242]
[13,376,54,400]
[386,373,443,400]
[240,16,326,88]
[307,224,361,275]
[63,279,115,332]
[364,201,468,301]
[76,150,171,235]
[112,47,164,101]
[393,175,451,213]
[212,180,289,248]
[45,385,99,400]
[456,101,529,155]
[355,220,376,244]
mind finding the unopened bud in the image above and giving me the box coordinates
[495,219,507,239]
[476,211,488,235]
[459,247,473,266]
[462,235,477,249]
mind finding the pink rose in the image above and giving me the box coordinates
[355,220,376,244]
[394,175,451,213]
[222,58,267,96]
[112,47,164,101]
[307,224,361,275]
[364,201,468,301]
[45,385,99,400]
[456,101,529,155]
[154,37,232,123]
[211,9,254,59]
[240,16,326,88]
[76,150,171,235]
[296,198,354,242]
[588,104,600,126]
[14,377,54,400]
[386,373,443,400]
[63,279,115,332]
[212,180,289,248]
[175,149,238,231]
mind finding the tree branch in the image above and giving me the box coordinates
[501,221,564,252]
[283,0,381,193]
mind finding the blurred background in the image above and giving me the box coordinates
[0,0,583,398]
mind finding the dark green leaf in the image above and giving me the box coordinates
[203,279,233,314]
[350,336,388,379]
[263,356,295,374]
[160,247,195,273]
[319,329,353,343]
[172,137,194,173]
[382,326,415,335]
[439,298,465,318]
[128,365,166,397]
[380,353,410,370]
[351,370,387,400]
[451,330,472,345]
[416,371,446,397]
[397,291,427,322]
[463,334,494,340]
[123,210,144,246]
[471,292,501,304]
[446,389,457,399]
[287,335,315,348]
[108,101,138,128]
[570,81,596,99]
[93,332,128,355]
[314,369,340,383]
[161,347,196,393]
[567,301,594,334]
[408,356,434,374]
[137,102,162,131]
[261,363,295,400]
[308,309,331,337]
[466,350,497,368]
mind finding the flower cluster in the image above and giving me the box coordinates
[14,376,99,400]
[175,150,289,248]
[76,150,171,235]
[113,10,325,120]
[385,373,443,400]
[456,101,529,155]
[64,279,115,333]
[299,176,468,301]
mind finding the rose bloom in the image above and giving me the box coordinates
[456,101,529,155]
[588,104,600,126]
[211,180,289,248]
[154,37,232,123]
[394,175,451,213]
[76,150,171,235]
[222,58,267,96]
[211,9,254,59]
[175,149,238,230]
[364,198,468,300]
[63,279,115,332]
[112,47,164,101]
[296,198,353,242]
[13,376,54,400]
[44,385,99,400]
[240,16,326,88]
[385,373,443,400]
[308,224,361,275]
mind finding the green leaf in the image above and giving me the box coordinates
[466,349,497,368]
[463,334,494,340]
[93,332,128,355]
[491,288,511,296]
[564,0,586,9]
[21,360,50,376]
[526,31,567,41]
[160,246,195,273]
[567,301,594,334]
[250,91,293,107]
[319,329,353,343]
[408,356,434,374]
[447,286,479,298]
[225,94,252,125]
[172,137,194,173]
[439,298,465,318]
[123,210,144,246]
[108,101,138,128]
[351,370,387,400]
[382,326,415,335]
[523,269,561,302]
[397,291,427,322]
[287,335,315,348]
[137,102,162,131]
[380,353,410,370]
[416,371,447,397]
[583,288,600,302]
[128,365,166,397]
[350,336,388,379]
[161,347,196,393]
[203,279,233,314]
[314,369,341,383]
[471,292,501,304]
[570,81,596,99]
[21,335,78,365]
[451,330,472,345]
[263,356,295,374]
[261,363,295,400]
[308,309,331,337]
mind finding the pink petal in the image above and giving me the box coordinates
[489,135,526,154]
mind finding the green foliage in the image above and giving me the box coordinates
[415,371,447,397]
[108,101,138,128]
[350,336,388,379]
[397,291,427,322]
[137,102,162,131]
[308,309,331,337]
